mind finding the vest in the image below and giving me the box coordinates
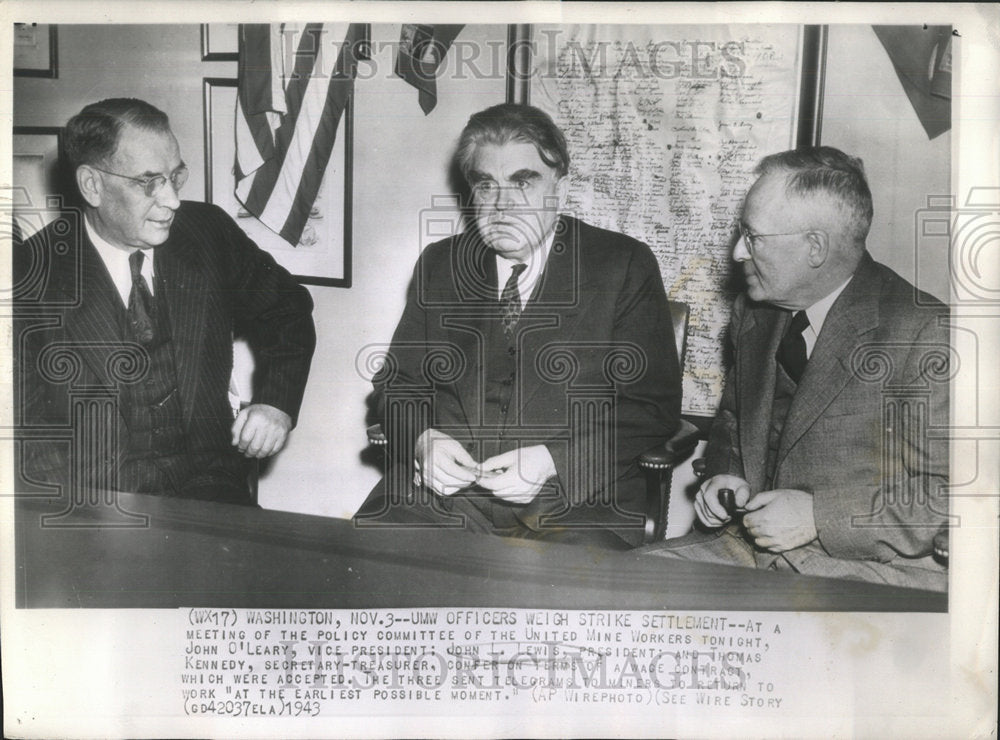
[116,277,189,493]
[479,313,520,461]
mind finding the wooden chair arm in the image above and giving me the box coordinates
[638,419,700,470]
[691,457,707,479]
[932,527,949,564]
[366,424,387,447]
[638,419,701,544]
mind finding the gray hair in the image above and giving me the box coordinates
[456,103,570,181]
[64,98,171,169]
[755,146,874,243]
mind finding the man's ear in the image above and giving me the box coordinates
[555,174,569,207]
[805,229,829,268]
[76,166,102,208]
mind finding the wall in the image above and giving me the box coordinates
[13,25,227,203]
[821,24,951,302]
[11,23,950,532]
[258,24,507,517]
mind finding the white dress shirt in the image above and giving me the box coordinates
[494,230,556,308]
[85,216,155,306]
[801,275,853,358]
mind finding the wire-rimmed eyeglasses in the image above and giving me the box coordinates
[736,220,812,253]
[90,164,189,198]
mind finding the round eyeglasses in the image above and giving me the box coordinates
[91,165,189,198]
[736,221,813,253]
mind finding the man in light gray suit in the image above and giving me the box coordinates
[647,146,950,591]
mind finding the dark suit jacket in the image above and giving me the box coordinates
[704,253,950,580]
[14,201,316,496]
[374,215,681,545]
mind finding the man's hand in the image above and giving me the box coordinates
[476,445,557,505]
[742,488,817,552]
[414,428,479,496]
[694,474,752,528]
[231,404,293,458]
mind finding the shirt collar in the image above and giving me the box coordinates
[803,274,853,338]
[494,227,557,305]
[85,214,155,304]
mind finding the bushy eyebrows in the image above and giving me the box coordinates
[508,168,542,181]
[468,168,542,183]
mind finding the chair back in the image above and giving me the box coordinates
[638,299,696,543]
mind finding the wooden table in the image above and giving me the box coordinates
[14,491,946,611]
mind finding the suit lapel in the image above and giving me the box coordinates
[55,225,128,388]
[444,234,497,434]
[777,256,881,461]
[738,304,784,492]
[525,216,582,313]
[518,216,587,410]
[445,217,586,424]
[155,229,210,426]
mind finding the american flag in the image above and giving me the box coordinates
[235,23,363,246]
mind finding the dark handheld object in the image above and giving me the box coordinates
[719,488,738,515]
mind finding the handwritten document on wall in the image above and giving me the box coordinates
[531,25,802,414]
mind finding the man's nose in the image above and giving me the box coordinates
[732,233,750,262]
[156,180,182,210]
[491,186,529,211]
[492,188,514,211]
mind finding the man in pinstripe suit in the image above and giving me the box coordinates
[15,98,316,504]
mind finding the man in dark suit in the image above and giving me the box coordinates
[15,98,316,504]
[646,146,950,591]
[356,103,681,548]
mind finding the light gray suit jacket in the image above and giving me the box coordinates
[704,253,950,587]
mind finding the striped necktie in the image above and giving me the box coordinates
[500,263,528,337]
[128,250,156,345]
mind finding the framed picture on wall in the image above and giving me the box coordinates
[200,23,239,62]
[202,77,352,287]
[10,126,66,239]
[14,23,58,78]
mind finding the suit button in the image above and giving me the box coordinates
[501,404,509,413]
[508,346,517,355]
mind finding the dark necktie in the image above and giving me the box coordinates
[776,310,809,383]
[500,263,528,337]
[128,250,156,345]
